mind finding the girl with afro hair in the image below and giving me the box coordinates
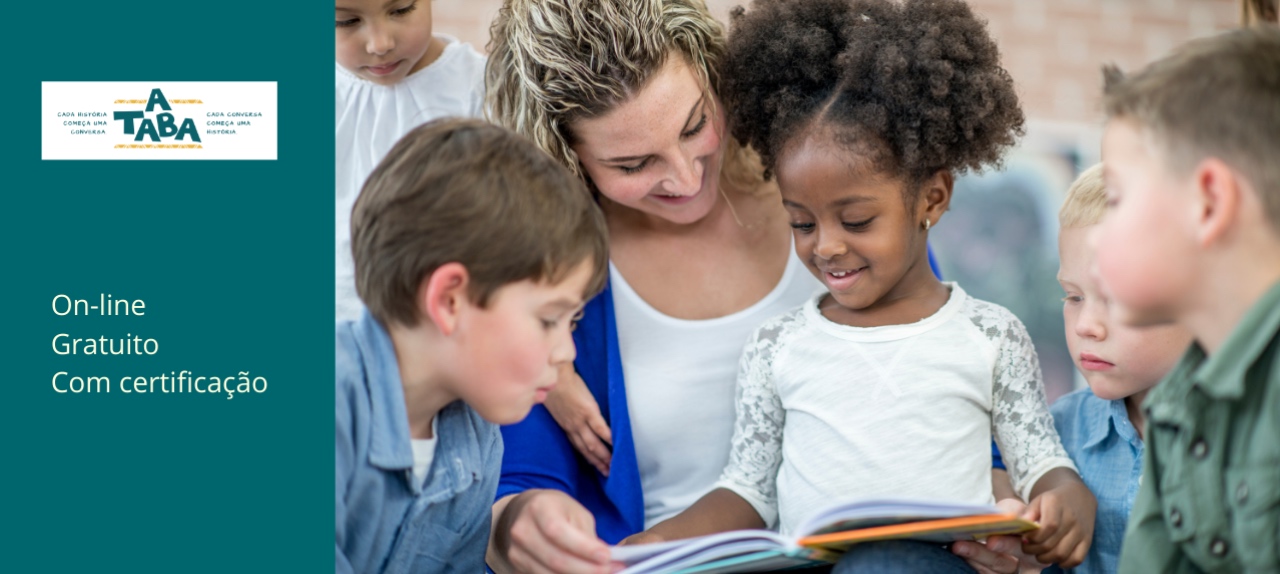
[621,1,1097,571]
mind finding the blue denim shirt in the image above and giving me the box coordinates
[336,312,502,574]
[1046,388,1143,574]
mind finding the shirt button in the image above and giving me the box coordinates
[1190,438,1209,459]
[1236,481,1249,504]
[1170,507,1183,528]
[1210,538,1229,557]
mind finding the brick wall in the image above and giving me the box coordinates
[431,0,1239,126]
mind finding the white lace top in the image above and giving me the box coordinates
[612,251,822,529]
[714,283,1076,535]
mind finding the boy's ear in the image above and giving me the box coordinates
[920,169,955,224]
[1193,158,1241,247]
[421,262,470,336]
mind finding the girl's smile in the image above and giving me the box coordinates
[365,59,405,76]
[775,127,951,328]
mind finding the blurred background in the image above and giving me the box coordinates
[431,0,1243,401]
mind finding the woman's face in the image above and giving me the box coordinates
[569,57,727,226]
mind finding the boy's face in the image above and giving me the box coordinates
[335,0,436,85]
[1092,120,1198,327]
[1059,226,1191,400]
[449,261,594,425]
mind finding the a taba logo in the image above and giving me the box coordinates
[113,88,201,143]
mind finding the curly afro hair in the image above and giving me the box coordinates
[723,0,1024,184]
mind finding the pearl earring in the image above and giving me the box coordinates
[924,219,931,231]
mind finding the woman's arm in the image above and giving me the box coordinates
[543,363,614,476]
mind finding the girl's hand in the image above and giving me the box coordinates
[492,490,618,574]
[952,498,1049,574]
[1021,472,1096,568]
[617,531,665,546]
[544,364,613,476]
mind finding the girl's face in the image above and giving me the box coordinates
[336,0,437,86]
[776,129,948,325]
[569,57,727,226]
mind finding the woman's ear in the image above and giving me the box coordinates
[920,169,955,228]
[420,262,470,336]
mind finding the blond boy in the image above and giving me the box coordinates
[335,119,607,574]
[1048,164,1192,574]
[1092,28,1280,573]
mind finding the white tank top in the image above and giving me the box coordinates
[611,248,822,528]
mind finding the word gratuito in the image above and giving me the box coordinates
[52,370,268,400]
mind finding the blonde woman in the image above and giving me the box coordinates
[480,2,961,573]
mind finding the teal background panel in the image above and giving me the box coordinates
[2,2,332,572]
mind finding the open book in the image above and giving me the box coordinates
[610,499,1037,574]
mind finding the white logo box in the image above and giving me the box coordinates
[42,81,277,160]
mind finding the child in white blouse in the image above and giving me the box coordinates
[334,0,486,321]
[622,0,1096,570]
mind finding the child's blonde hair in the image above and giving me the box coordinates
[1059,164,1107,229]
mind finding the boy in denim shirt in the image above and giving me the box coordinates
[335,118,607,574]
[1093,28,1280,573]
[1049,164,1192,574]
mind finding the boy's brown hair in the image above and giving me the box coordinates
[1059,163,1106,229]
[1102,27,1280,229]
[351,118,608,327]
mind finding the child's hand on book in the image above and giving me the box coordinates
[494,489,620,574]
[952,498,1050,574]
[1019,469,1097,568]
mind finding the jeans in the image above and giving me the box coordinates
[830,540,976,574]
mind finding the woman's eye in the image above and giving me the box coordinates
[620,157,651,174]
[336,17,360,27]
[789,222,815,233]
[842,217,874,230]
[1061,295,1083,304]
[681,114,708,138]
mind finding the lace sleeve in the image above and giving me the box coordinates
[971,303,1077,501]
[713,312,799,528]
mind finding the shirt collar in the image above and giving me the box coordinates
[1189,279,1280,400]
[1081,392,1140,450]
[353,310,485,497]
[355,310,416,472]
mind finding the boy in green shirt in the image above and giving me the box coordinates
[1092,27,1280,573]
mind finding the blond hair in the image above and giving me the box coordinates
[485,0,764,193]
[1103,27,1280,229]
[1059,163,1107,229]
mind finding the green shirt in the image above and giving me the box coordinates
[1118,280,1280,573]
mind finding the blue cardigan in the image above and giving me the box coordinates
[496,248,1001,543]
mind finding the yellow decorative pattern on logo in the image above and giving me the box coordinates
[112,99,203,104]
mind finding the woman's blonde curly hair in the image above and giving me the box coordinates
[486,0,764,194]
